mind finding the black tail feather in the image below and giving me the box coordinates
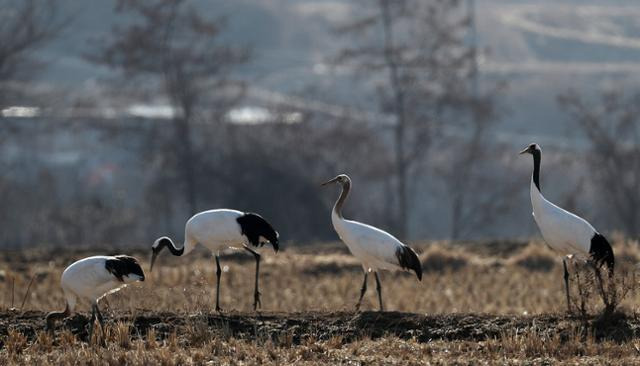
[590,233,615,276]
[236,212,280,252]
[396,245,422,281]
[105,255,145,282]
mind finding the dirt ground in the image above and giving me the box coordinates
[2,308,639,345]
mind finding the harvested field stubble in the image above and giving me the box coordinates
[1,239,640,365]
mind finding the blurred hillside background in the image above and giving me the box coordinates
[1,0,640,248]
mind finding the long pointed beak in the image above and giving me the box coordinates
[321,177,338,186]
[518,147,529,155]
[150,251,158,272]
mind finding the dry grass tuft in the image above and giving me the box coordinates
[4,329,28,356]
[420,245,470,273]
[326,334,344,349]
[488,328,586,360]
[185,315,212,347]
[166,330,179,351]
[508,242,557,272]
[612,238,640,265]
[110,321,133,349]
[276,330,294,348]
[145,327,158,350]
[568,259,640,323]
[57,329,77,349]
[33,330,54,352]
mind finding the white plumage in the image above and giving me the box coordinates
[46,255,145,340]
[333,218,408,272]
[187,209,246,250]
[150,208,280,311]
[521,143,614,311]
[322,174,422,311]
[61,256,143,308]
[530,178,596,256]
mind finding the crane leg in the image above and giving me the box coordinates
[244,246,261,310]
[88,305,95,343]
[95,303,107,347]
[374,272,384,311]
[95,304,104,327]
[590,262,607,304]
[215,255,223,312]
[563,257,571,313]
[88,304,99,344]
[356,272,368,311]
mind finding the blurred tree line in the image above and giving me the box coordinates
[0,0,638,247]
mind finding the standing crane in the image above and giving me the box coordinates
[150,209,279,311]
[520,143,614,311]
[322,174,422,311]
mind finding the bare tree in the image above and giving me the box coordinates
[335,0,477,238]
[558,89,640,238]
[436,138,522,239]
[0,0,66,110]
[436,95,489,239]
[89,0,249,215]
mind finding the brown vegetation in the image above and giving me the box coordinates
[1,239,640,364]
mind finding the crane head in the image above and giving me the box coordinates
[150,237,173,272]
[321,174,350,186]
[519,143,541,155]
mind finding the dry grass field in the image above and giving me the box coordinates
[1,238,640,365]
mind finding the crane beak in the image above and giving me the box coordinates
[518,147,529,155]
[150,251,158,272]
[321,177,338,186]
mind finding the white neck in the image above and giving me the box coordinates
[331,182,351,235]
[530,176,551,214]
[183,238,196,255]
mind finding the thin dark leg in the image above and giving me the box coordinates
[95,304,107,347]
[215,255,222,312]
[563,258,571,313]
[575,265,586,314]
[95,304,104,327]
[88,305,96,344]
[591,262,607,305]
[374,272,384,312]
[355,272,368,311]
[244,246,261,310]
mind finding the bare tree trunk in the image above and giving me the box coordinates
[175,113,197,215]
[447,116,488,239]
[380,0,408,239]
[337,0,482,239]
[394,118,408,238]
[450,193,462,240]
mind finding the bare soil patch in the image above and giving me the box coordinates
[1,310,639,347]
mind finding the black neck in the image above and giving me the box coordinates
[532,150,541,192]
[46,304,70,329]
[163,238,185,256]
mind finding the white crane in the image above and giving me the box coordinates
[322,174,422,311]
[150,209,279,311]
[45,255,145,341]
[520,143,614,311]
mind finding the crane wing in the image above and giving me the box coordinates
[340,219,422,279]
